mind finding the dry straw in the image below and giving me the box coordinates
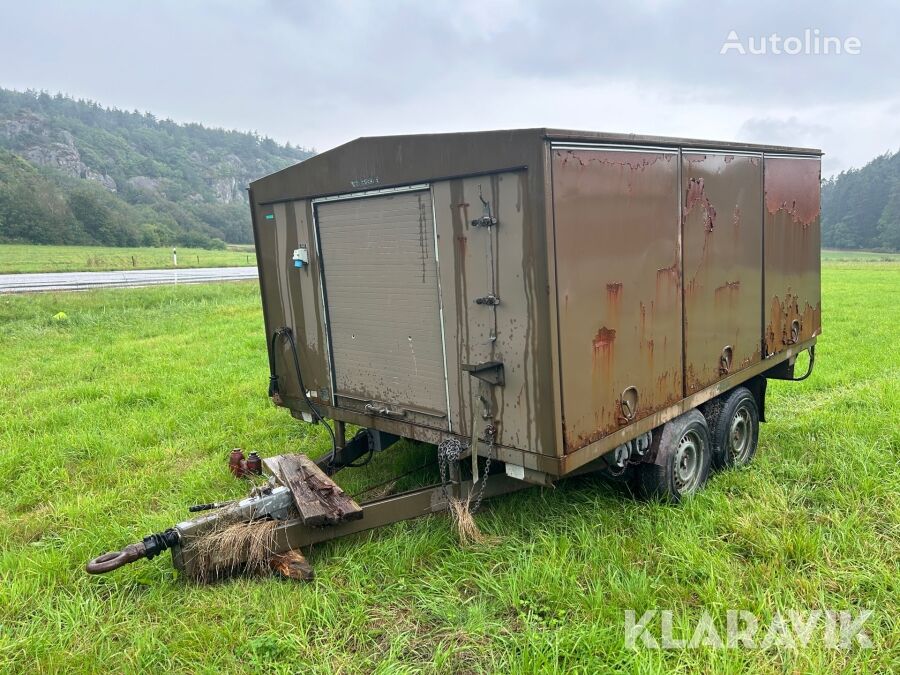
[446,495,497,547]
[188,518,278,582]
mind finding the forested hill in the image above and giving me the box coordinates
[822,148,900,251]
[2,86,898,252]
[0,88,312,248]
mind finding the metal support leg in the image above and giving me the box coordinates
[335,420,346,449]
[313,428,400,475]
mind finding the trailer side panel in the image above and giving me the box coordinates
[682,152,763,394]
[551,147,683,453]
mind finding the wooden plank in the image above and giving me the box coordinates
[269,454,363,526]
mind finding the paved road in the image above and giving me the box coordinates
[0,266,259,293]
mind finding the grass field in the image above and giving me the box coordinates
[0,261,897,672]
[1,245,892,275]
[821,248,900,262]
[0,244,256,274]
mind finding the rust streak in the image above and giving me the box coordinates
[592,326,616,351]
[714,280,741,305]
[683,177,716,232]
[715,280,741,293]
[606,281,623,310]
[656,262,679,297]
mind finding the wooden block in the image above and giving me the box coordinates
[268,453,363,526]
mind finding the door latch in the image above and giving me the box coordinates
[474,294,500,306]
[364,402,406,418]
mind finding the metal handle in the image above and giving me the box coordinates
[365,402,406,418]
[720,345,734,374]
[619,386,639,422]
[789,319,801,344]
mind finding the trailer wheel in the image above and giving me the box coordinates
[638,410,711,503]
[709,386,759,470]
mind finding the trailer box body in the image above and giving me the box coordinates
[250,129,820,477]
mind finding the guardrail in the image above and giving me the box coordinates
[0,266,259,293]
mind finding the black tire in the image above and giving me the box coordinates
[707,386,759,470]
[638,409,712,503]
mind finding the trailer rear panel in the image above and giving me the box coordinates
[315,189,450,428]
[763,157,822,355]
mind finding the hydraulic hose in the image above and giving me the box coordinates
[792,345,816,381]
[269,327,337,460]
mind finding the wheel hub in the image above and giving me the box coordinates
[673,430,703,493]
[729,406,752,463]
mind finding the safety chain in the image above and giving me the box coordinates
[437,425,496,512]
[437,436,465,501]
[470,424,496,514]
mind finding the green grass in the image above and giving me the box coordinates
[0,262,898,672]
[0,244,256,274]
[821,248,900,262]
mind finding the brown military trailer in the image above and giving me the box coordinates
[87,129,821,579]
[250,127,819,494]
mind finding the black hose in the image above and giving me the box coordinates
[270,327,337,460]
[792,345,816,381]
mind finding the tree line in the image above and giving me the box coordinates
[821,148,900,251]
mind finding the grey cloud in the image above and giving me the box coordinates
[738,116,830,148]
[0,0,897,174]
[266,0,900,105]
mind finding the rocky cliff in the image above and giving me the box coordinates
[0,88,312,245]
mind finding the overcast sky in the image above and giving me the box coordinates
[2,0,898,176]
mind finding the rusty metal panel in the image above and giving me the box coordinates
[763,157,822,356]
[682,153,763,394]
[432,171,551,454]
[551,147,682,453]
[315,189,450,426]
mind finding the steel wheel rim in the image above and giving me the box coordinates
[730,405,753,464]
[673,429,703,493]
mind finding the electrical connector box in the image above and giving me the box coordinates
[292,246,309,269]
